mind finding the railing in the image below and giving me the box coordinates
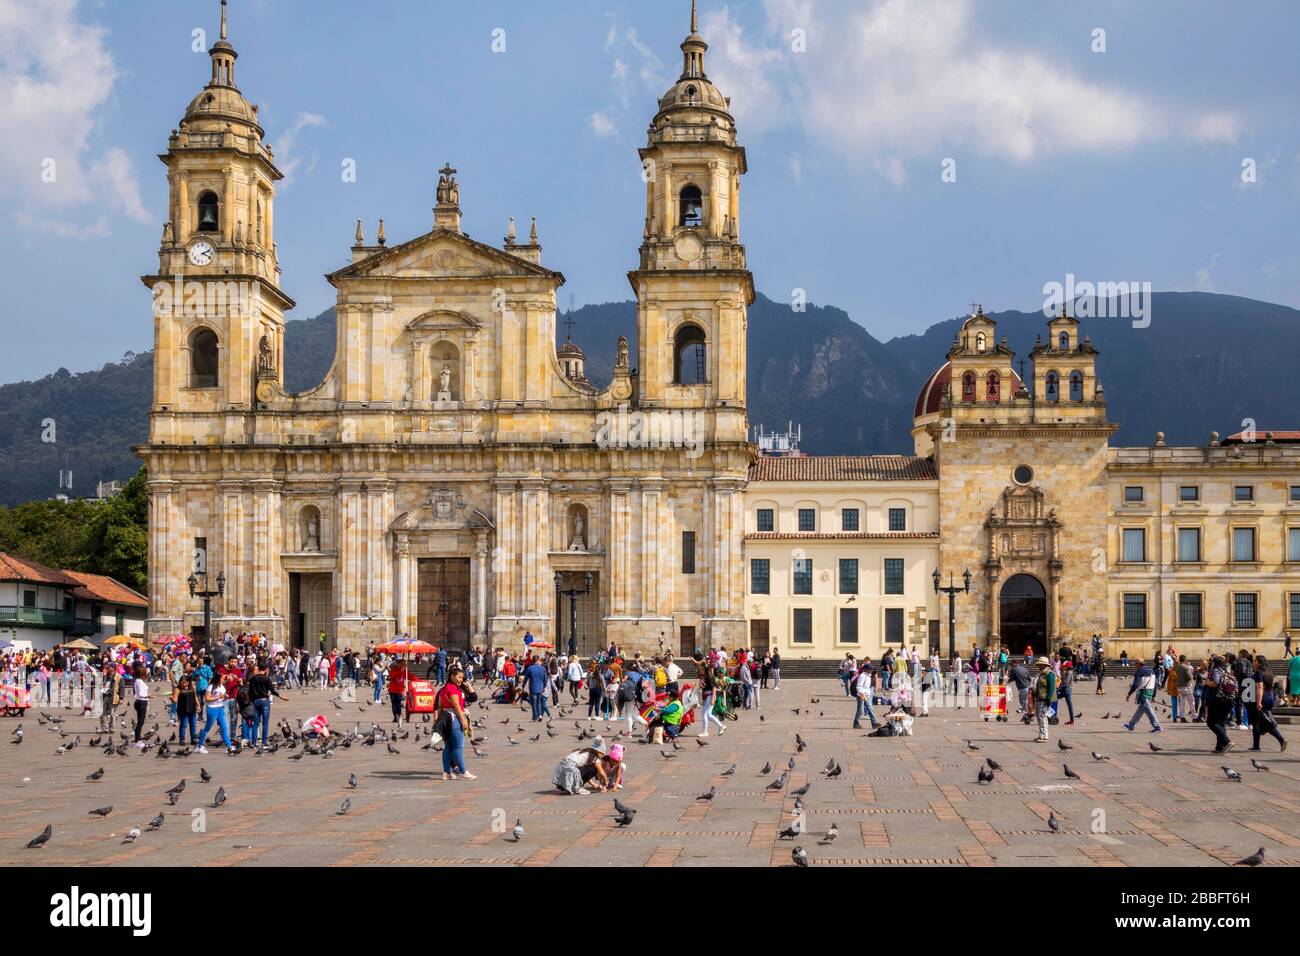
[67,618,100,637]
[0,606,73,629]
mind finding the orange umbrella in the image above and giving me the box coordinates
[376,638,437,655]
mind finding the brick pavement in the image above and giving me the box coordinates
[1,679,1295,867]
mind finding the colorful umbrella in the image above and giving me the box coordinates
[103,635,145,647]
[62,638,98,651]
[376,638,437,655]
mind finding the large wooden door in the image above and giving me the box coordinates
[749,619,770,653]
[555,571,602,657]
[417,559,471,650]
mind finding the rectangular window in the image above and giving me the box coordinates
[22,590,35,609]
[1291,486,1300,503]
[1122,528,1146,562]
[888,508,907,531]
[793,558,813,595]
[1124,486,1144,503]
[838,558,859,595]
[1179,485,1199,502]
[1177,527,1201,563]
[750,559,770,595]
[841,508,860,532]
[1289,528,1300,562]
[756,508,774,532]
[798,509,816,532]
[1290,593,1300,629]
[1233,527,1256,562]
[839,607,859,644]
[193,536,208,573]
[1177,593,1203,630]
[1123,593,1148,629]
[884,607,905,644]
[1234,485,1254,502]
[1233,593,1258,630]
[681,531,696,574]
[884,558,905,595]
[792,608,813,644]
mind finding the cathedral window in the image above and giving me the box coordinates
[1058,332,1069,350]
[961,371,976,402]
[975,331,986,352]
[673,323,707,384]
[1069,370,1084,401]
[197,191,220,232]
[1045,371,1060,402]
[986,370,1001,402]
[679,185,703,227]
[189,328,219,388]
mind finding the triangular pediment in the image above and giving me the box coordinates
[407,308,482,331]
[328,228,563,282]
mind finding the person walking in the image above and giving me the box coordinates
[1029,656,1056,742]
[839,654,856,697]
[1123,659,1163,733]
[566,656,583,705]
[586,661,605,722]
[1057,659,1077,725]
[770,648,781,689]
[697,656,726,737]
[246,661,285,747]
[1247,656,1287,752]
[434,667,475,780]
[1173,655,1194,723]
[852,657,879,730]
[523,655,550,722]
[172,675,199,745]
[130,666,150,747]
[1091,635,1106,695]
[195,679,234,754]
[98,660,121,732]
[387,657,408,724]
[1203,655,1236,754]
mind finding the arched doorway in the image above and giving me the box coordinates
[1000,573,1046,656]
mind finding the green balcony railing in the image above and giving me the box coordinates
[0,606,74,630]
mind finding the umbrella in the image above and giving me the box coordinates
[102,634,145,646]
[525,641,554,650]
[62,638,98,651]
[376,638,437,655]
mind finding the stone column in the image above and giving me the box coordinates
[607,480,633,615]
[394,532,410,634]
[640,479,665,617]
[147,480,177,627]
[492,480,518,617]
[474,528,489,642]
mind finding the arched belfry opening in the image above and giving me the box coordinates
[673,323,707,385]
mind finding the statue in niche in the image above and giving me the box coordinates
[569,509,587,551]
[258,334,275,373]
[615,336,630,370]
[303,512,320,552]
[436,363,454,403]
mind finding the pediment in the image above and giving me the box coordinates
[407,308,482,332]
[328,228,562,282]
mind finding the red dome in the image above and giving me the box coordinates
[914,362,1024,419]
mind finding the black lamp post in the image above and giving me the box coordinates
[554,571,594,658]
[932,567,972,661]
[187,569,225,655]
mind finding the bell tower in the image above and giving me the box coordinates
[628,0,752,437]
[144,0,294,427]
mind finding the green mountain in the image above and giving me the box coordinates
[0,291,1295,505]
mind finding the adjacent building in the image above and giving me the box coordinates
[0,552,147,652]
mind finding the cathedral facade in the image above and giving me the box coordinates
[140,3,751,655]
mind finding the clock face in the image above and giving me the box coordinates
[187,240,215,266]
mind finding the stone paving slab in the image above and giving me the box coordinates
[1,679,1295,867]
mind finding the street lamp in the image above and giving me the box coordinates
[932,567,971,661]
[187,569,225,654]
[555,570,594,658]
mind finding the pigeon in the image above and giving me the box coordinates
[511,818,524,843]
[613,798,637,818]
[759,761,772,775]
[766,772,789,791]
[167,791,179,806]
[788,757,796,770]
[1063,764,1081,780]
[985,758,1002,772]
[695,738,709,747]
[200,768,213,783]
[386,743,400,755]
[165,779,186,796]
[338,798,351,815]
[1221,766,1242,782]
[792,846,808,867]
[778,820,803,839]
[977,766,995,784]
[147,813,164,831]
[86,767,105,782]
[1234,847,1265,867]
[826,764,842,779]
[26,825,52,849]
[530,734,541,743]
[1149,742,1162,752]
[88,806,113,817]
[660,750,677,760]
[212,786,227,808]
[122,827,141,844]
[615,811,634,827]
[1251,759,1269,772]
[792,708,801,716]
[289,750,306,761]
[966,740,980,751]
[1057,739,1073,751]
[1091,751,1110,762]
[791,782,811,797]
[697,787,716,802]
[507,737,519,746]
[819,822,839,845]
[348,773,359,789]
[824,758,836,772]
[1048,812,1061,833]
[721,764,737,776]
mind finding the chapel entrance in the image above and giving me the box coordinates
[1000,573,1047,657]
[417,558,471,651]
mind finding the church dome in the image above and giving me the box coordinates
[183,85,260,129]
[914,361,1025,418]
[556,340,585,358]
[656,75,730,114]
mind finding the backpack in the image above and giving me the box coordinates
[1215,670,1238,701]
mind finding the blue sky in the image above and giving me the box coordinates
[1,0,1297,384]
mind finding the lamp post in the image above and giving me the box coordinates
[187,569,225,655]
[554,571,594,658]
[932,567,971,661]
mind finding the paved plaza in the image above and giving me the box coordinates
[1,679,1295,867]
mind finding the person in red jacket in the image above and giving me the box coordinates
[387,659,408,723]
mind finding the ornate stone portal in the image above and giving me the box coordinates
[984,485,1064,646]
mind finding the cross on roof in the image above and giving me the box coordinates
[968,302,982,317]
[439,163,457,179]
[562,314,575,343]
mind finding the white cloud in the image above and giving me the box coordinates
[273,112,327,187]
[589,112,617,139]
[1194,252,1221,292]
[0,0,149,231]
[700,0,1243,180]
